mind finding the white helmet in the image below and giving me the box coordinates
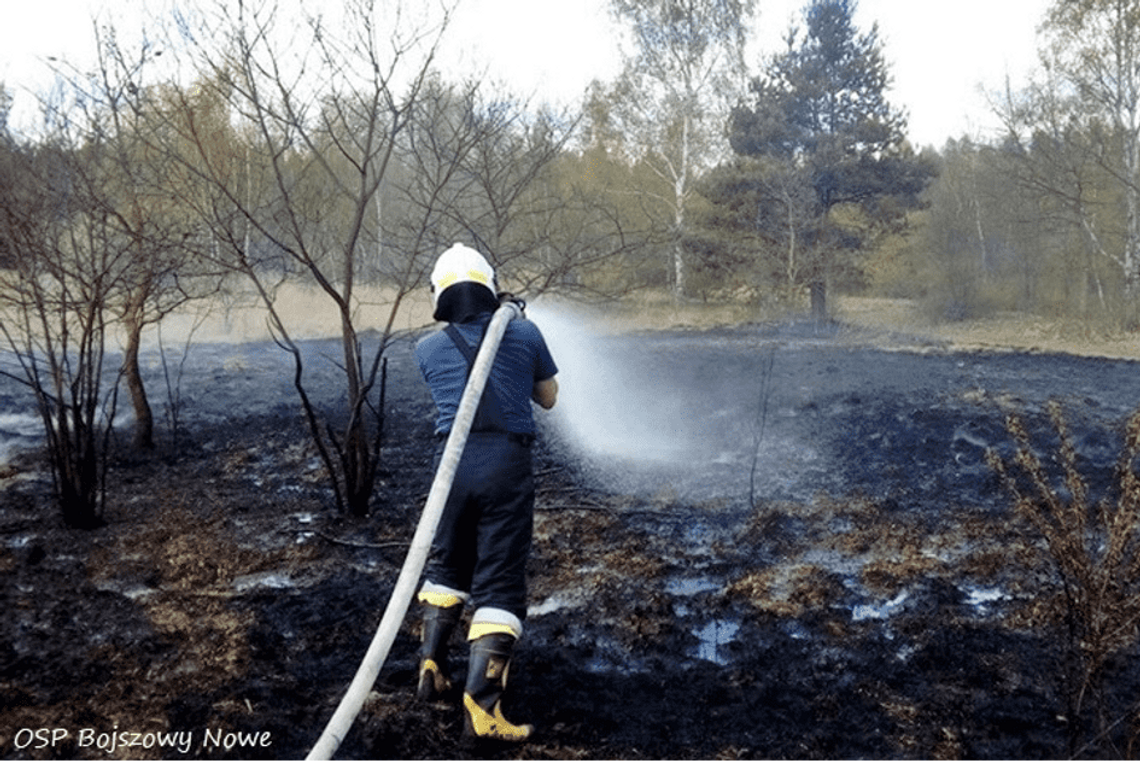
[430,243,496,308]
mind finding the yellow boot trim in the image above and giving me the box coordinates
[467,621,519,640]
[417,590,465,608]
[419,658,451,693]
[463,693,533,741]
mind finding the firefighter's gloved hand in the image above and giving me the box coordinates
[497,292,526,317]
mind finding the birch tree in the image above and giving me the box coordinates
[999,73,1120,318]
[1004,0,1140,322]
[607,0,755,296]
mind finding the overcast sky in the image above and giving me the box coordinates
[1,0,1052,148]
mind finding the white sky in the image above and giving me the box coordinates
[1,0,1051,149]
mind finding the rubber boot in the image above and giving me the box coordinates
[416,603,462,701]
[462,633,534,742]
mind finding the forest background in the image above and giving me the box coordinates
[0,0,1138,528]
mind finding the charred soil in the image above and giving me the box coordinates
[3,320,1140,759]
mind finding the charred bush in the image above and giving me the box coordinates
[987,401,1140,755]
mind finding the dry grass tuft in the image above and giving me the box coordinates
[727,563,846,617]
[835,296,1140,360]
[860,556,937,595]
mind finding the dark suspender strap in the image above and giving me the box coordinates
[443,323,507,433]
[444,323,479,366]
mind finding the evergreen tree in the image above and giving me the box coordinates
[727,0,933,316]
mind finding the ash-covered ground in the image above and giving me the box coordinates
[3,314,1140,759]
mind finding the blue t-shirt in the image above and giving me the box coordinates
[416,313,558,436]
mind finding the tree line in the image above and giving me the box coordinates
[0,0,1134,527]
[911,0,1140,327]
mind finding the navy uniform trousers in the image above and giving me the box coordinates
[427,432,534,621]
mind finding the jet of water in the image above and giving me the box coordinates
[528,301,694,467]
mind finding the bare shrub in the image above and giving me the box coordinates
[986,401,1140,754]
[0,138,122,529]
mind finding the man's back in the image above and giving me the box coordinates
[416,313,558,436]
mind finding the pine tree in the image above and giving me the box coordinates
[728,0,933,318]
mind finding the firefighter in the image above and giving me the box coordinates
[413,242,559,741]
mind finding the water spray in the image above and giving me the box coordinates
[305,301,523,761]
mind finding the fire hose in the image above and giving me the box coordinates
[306,300,524,760]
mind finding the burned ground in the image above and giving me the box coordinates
[3,319,1140,759]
